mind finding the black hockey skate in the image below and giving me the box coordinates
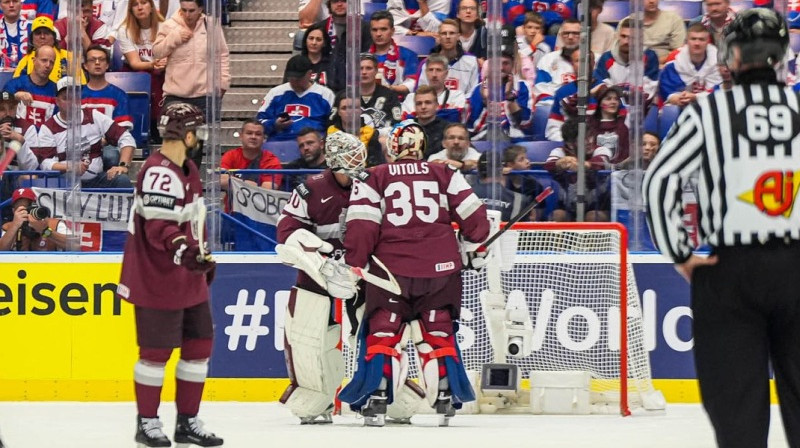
[135,415,171,447]
[360,390,388,427]
[434,391,456,427]
[174,414,223,447]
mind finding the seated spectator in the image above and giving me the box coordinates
[630,0,686,66]
[456,0,485,63]
[659,24,722,107]
[359,52,401,137]
[368,10,419,97]
[593,18,659,105]
[257,54,335,141]
[154,0,230,113]
[54,0,113,51]
[588,86,628,164]
[116,0,167,143]
[0,0,32,72]
[320,0,372,92]
[0,90,38,173]
[4,44,57,126]
[285,21,333,87]
[220,119,283,193]
[472,150,536,222]
[416,19,479,96]
[546,50,604,141]
[517,11,550,84]
[0,187,67,250]
[503,144,545,204]
[57,0,126,30]
[403,54,466,122]
[388,0,449,37]
[616,130,660,170]
[283,127,327,190]
[14,17,84,83]
[553,0,614,56]
[468,49,533,141]
[690,0,736,47]
[544,118,611,222]
[534,18,581,103]
[328,91,385,167]
[427,122,480,172]
[81,45,133,171]
[33,76,134,189]
[408,84,447,158]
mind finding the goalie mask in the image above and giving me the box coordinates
[325,131,367,177]
[719,8,789,76]
[388,120,426,161]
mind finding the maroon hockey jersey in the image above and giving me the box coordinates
[344,160,489,278]
[117,151,209,310]
[277,169,351,292]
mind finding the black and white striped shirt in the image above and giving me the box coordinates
[644,82,800,263]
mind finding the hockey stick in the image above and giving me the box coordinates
[196,200,208,261]
[481,186,554,249]
[342,255,401,295]
[0,140,21,176]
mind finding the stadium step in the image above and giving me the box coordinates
[230,56,287,78]
[224,26,298,45]
[222,87,267,120]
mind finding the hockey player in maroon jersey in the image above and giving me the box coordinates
[117,103,223,448]
[339,120,490,427]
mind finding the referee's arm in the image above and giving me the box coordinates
[643,105,706,265]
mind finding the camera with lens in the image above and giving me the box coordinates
[503,290,533,358]
[19,204,52,238]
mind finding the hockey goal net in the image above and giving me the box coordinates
[341,222,662,415]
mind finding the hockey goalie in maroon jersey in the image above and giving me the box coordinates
[339,120,490,426]
[118,103,223,448]
[274,131,368,424]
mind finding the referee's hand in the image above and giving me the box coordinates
[675,254,718,283]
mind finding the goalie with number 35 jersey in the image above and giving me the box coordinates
[339,120,489,427]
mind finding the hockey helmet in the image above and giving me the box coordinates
[388,120,426,161]
[325,131,367,176]
[719,8,789,70]
[159,103,209,142]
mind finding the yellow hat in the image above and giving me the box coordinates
[31,16,55,33]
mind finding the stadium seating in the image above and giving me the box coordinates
[659,1,702,20]
[471,140,511,153]
[105,72,152,151]
[659,105,681,140]
[0,71,11,90]
[729,0,753,12]
[517,140,561,164]
[531,102,551,140]
[644,105,659,133]
[264,140,301,162]
[791,33,800,55]
[363,2,387,19]
[110,40,125,72]
[394,35,436,57]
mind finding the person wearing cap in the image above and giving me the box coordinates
[0,187,67,251]
[13,16,86,83]
[0,89,39,172]
[0,0,33,72]
[32,76,135,188]
[256,54,335,141]
[3,44,57,126]
[153,0,230,112]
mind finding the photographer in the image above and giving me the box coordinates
[0,188,66,251]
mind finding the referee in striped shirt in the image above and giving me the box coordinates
[645,9,800,448]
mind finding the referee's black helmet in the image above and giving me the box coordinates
[719,8,789,70]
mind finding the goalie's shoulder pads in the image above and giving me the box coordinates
[295,182,312,200]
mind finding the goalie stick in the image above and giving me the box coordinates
[481,186,554,249]
[195,200,209,261]
[345,255,401,295]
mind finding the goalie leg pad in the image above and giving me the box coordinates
[280,287,344,419]
[411,310,476,408]
[338,308,409,411]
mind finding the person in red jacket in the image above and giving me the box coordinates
[117,103,222,448]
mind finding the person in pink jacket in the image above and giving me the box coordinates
[153,0,230,113]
